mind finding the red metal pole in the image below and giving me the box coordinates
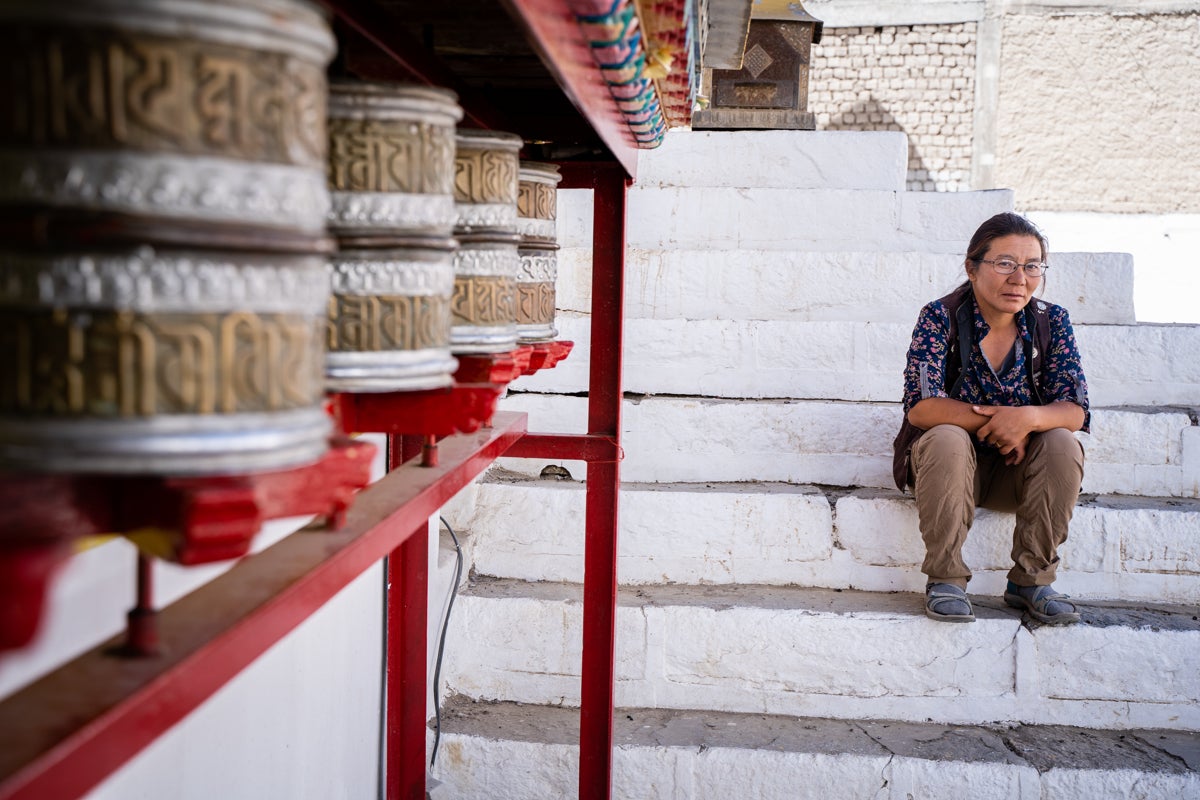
[122,553,159,658]
[578,163,627,800]
[386,527,428,800]
[385,433,431,800]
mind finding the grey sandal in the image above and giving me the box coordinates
[1003,583,1081,625]
[925,583,975,623]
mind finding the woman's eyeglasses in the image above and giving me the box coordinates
[977,258,1048,277]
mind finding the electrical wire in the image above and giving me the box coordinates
[429,515,463,769]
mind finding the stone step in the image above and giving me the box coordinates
[632,129,911,191]
[431,699,1200,800]
[514,314,1200,408]
[499,394,1200,499]
[558,187,1014,253]
[442,580,1200,732]
[443,479,1200,605]
[554,248,1136,325]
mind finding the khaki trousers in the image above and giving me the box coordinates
[910,424,1084,589]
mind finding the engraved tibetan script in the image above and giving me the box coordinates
[516,282,555,326]
[328,119,455,195]
[0,28,327,166]
[451,276,515,326]
[326,294,450,352]
[0,308,324,417]
[454,148,518,205]
[517,182,557,222]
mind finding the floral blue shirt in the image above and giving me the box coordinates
[902,293,1090,432]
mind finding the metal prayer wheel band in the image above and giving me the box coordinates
[0,249,329,314]
[326,81,462,237]
[516,246,558,343]
[453,129,522,235]
[517,162,562,245]
[0,409,330,476]
[325,241,458,392]
[0,153,331,235]
[0,248,330,475]
[450,237,519,354]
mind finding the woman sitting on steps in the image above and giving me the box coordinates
[893,212,1089,625]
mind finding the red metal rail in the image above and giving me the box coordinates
[0,414,527,800]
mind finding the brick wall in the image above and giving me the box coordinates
[808,24,976,192]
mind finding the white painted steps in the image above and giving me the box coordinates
[515,313,1200,407]
[442,478,1200,605]
[442,579,1200,733]
[498,394,1200,499]
[435,127,1200,793]
[431,699,1200,800]
[556,247,1137,325]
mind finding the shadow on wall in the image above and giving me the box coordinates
[821,93,929,191]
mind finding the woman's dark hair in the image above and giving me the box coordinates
[965,212,1048,267]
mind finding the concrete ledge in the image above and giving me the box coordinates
[513,314,1198,407]
[443,479,1200,604]
[496,394,1200,498]
[635,130,910,191]
[555,248,1136,325]
[433,699,1200,800]
[443,580,1200,732]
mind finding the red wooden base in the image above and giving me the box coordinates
[0,438,375,651]
[330,383,503,438]
[453,345,534,384]
[524,340,574,376]
[330,343,573,438]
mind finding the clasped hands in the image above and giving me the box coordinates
[971,405,1035,465]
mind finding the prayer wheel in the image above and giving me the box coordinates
[324,81,462,392]
[0,0,336,475]
[450,129,522,354]
[515,162,562,343]
[326,81,461,239]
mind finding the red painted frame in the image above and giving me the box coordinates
[504,162,628,799]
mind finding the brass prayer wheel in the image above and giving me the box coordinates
[326,81,462,238]
[452,129,522,235]
[324,81,462,391]
[516,161,562,343]
[0,0,333,235]
[325,238,458,392]
[0,0,337,475]
[450,129,522,354]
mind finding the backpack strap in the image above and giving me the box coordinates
[1022,300,1053,404]
[937,284,974,397]
[950,300,973,397]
